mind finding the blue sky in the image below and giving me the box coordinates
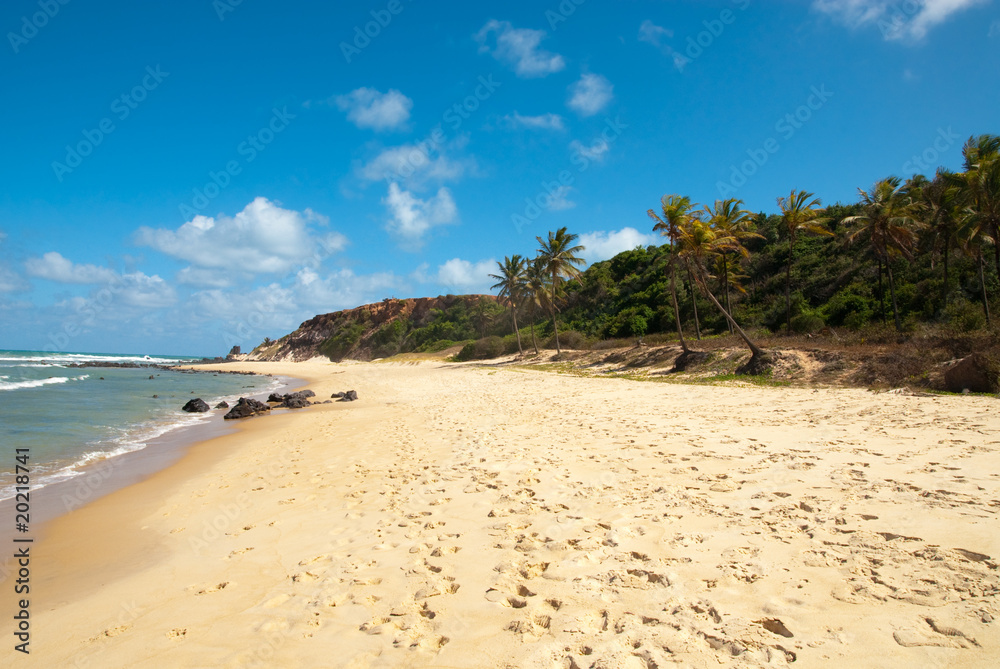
[0,0,997,355]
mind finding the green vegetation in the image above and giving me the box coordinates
[310,134,999,370]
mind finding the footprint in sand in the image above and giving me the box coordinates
[191,582,231,595]
[89,625,130,641]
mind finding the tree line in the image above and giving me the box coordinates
[490,133,999,363]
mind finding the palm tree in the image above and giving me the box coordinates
[776,189,832,333]
[910,171,962,308]
[536,227,586,355]
[523,257,550,355]
[958,134,1000,311]
[957,202,995,326]
[647,194,697,352]
[490,255,527,356]
[962,135,1000,267]
[676,216,768,367]
[702,198,760,334]
[843,177,922,331]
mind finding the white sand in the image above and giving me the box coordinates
[8,360,999,668]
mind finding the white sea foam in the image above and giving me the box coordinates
[0,377,71,391]
[0,374,89,391]
[0,354,192,364]
[0,373,288,501]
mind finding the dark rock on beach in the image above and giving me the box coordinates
[223,397,271,420]
[182,398,210,413]
[269,390,317,406]
[280,396,311,409]
[336,390,359,402]
[215,401,229,409]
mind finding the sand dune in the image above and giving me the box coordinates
[11,360,999,668]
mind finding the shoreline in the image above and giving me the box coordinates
[5,359,998,667]
[0,370,303,559]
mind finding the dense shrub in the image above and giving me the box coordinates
[455,336,506,361]
[790,313,825,334]
[543,330,590,350]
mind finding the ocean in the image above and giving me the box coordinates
[0,350,281,501]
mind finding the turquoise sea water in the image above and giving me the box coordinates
[0,350,279,500]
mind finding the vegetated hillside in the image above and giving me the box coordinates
[556,203,993,341]
[249,202,996,368]
[248,295,501,362]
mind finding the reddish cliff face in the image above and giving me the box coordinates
[247,295,497,362]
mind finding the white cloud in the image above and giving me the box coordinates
[176,267,235,289]
[638,20,690,71]
[475,20,565,78]
[359,141,471,188]
[383,183,458,246]
[567,73,614,116]
[136,197,346,279]
[570,138,611,163]
[118,272,177,308]
[186,269,399,338]
[501,112,566,131]
[638,19,673,45]
[546,185,576,211]
[24,252,118,284]
[0,266,27,293]
[812,0,988,40]
[293,267,398,310]
[578,228,659,264]
[435,258,496,292]
[335,88,413,131]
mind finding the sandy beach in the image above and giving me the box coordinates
[7,359,999,668]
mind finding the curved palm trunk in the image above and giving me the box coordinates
[722,254,734,335]
[529,304,539,354]
[668,256,689,353]
[941,231,951,307]
[550,308,560,354]
[550,273,561,354]
[511,304,523,355]
[685,263,701,340]
[886,258,902,331]
[979,251,993,326]
[785,240,794,333]
[876,256,887,324]
[692,262,765,359]
[993,222,1000,284]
